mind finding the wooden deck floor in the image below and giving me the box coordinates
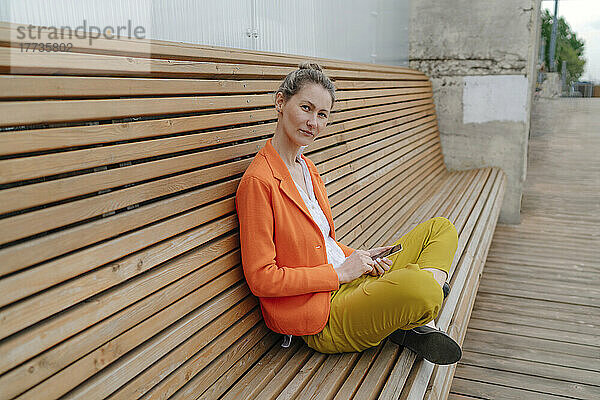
[448,98,600,400]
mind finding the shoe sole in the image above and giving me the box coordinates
[402,329,462,365]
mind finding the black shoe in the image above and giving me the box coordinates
[443,282,450,300]
[389,325,462,365]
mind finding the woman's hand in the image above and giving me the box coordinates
[366,246,394,277]
[335,250,377,284]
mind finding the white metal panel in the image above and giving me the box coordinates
[1,0,409,66]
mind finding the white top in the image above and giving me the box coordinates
[290,147,348,272]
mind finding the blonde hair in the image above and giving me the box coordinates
[275,61,336,108]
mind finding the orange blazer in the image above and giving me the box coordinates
[235,138,356,335]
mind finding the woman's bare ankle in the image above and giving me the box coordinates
[421,267,447,289]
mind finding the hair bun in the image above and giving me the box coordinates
[298,61,323,72]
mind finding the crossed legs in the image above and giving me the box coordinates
[301,217,459,353]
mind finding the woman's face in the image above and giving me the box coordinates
[275,83,332,147]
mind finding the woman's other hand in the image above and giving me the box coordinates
[366,246,394,277]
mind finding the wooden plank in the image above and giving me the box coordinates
[0,237,241,383]
[0,122,440,282]
[461,329,600,372]
[16,287,256,399]
[196,332,282,400]
[332,345,381,400]
[218,340,305,400]
[477,279,600,307]
[450,377,571,400]
[0,206,237,338]
[348,163,446,248]
[403,168,505,400]
[450,98,600,398]
[377,349,417,400]
[431,173,514,400]
[137,321,268,400]
[1,117,439,247]
[336,153,444,238]
[352,340,401,400]
[481,262,600,286]
[253,345,316,400]
[0,105,434,211]
[459,350,600,387]
[0,88,432,128]
[0,181,238,305]
[0,75,430,99]
[467,308,599,338]
[382,168,473,252]
[454,363,600,399]
[379,169,492,399]
[0,100,428,183]
[472,292,600,324]
[304,352,362,400]
[447,394,485,400]
[270,352,328,400]
[467,318,600,350]
[167,325,273,400]
[0,46,422,81]
[295,353,356,400]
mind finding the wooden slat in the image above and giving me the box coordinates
[0,86,432,128]
[0,74,430,99]
[461,329,600,371]
[296,352,361,400]
[0,97,433,185]
[253,346,315,399]
[0,46,422,81]
[352,340,402,400]
[0,120,438,306]
[454,364,600,399]
[195,332,282,400]
[0,236,241,379]
[405,168,505,400]
[427,171,507,400]
[214,339,305,400]
[155,324,271,400]
[17,285,256,399]
[450,377,571,400]
[0,207,237,338]
[0,262,244,395]
[459,351,600,388]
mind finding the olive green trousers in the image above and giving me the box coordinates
[301,217,459,353]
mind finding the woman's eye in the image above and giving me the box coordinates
[301,105,310,110]
[319,113,327,118]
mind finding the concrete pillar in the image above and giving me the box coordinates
[409,0,542,224]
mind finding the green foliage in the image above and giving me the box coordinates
[540,8,586,85]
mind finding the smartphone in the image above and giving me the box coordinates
[372,244,403,260]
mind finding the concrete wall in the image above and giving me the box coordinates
[409,0,542,224]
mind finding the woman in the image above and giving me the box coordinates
[235,61,462,364]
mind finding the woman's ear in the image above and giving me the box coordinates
[275,92,285,113]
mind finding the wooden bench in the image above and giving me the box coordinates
[0,22,506,400]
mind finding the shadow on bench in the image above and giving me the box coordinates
[0,22,506,400]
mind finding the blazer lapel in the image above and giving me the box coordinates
[307,161,337,240]
[262,139,316,225]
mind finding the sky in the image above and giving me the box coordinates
[541,0,600,82]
